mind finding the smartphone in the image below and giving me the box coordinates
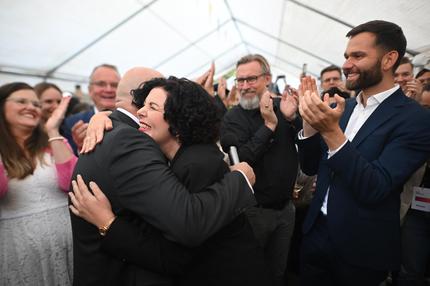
[275,75,287,95]
[302,63,307,76]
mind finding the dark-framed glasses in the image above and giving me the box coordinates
[90,81,119,89]
[234,74,266,86]
[322,77,341,84]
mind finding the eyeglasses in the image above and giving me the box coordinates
[235,74,266,86]
[322,77,341,84]
[90,81,119,89]
[7,97,41,108]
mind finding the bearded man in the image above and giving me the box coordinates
[220,54,300,286]
[297,20,430,286]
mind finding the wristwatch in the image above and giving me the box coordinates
[98,216,116,236]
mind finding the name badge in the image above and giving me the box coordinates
[411,187,430,212]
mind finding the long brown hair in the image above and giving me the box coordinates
[0,82,48,179]
[34,82,62,98]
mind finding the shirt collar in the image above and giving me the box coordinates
[356,85,399,107]
[117,107,139,125]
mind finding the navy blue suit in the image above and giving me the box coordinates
[62,109,95,154]
[298,88,430,283]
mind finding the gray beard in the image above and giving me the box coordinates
[239,95,260,110]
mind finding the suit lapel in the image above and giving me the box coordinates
[340,98,357,132]
[351,89,405,147]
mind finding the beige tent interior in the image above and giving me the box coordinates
[1,0,429,96]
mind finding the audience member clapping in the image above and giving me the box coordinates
[0,82,77,285]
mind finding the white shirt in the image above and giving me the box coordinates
[117,107,140,125]
[300,85,399,215]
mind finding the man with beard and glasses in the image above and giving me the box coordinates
[297,20,430,286]
[220,54,301,286]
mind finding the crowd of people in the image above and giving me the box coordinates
[1,19,430,286]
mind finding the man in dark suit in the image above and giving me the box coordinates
[63,63,120,154]
[297,20,430,286]
[70,67,257,286]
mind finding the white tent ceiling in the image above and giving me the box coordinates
[1,0,429,93]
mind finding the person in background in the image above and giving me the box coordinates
[397,82,430,286]
[62,63,120,154]
[34,82,63,123]
[0,82,77,285]
[320,65,351,104]
[416,68,430,87]
[320,65,344,92]
[419,83,430,107]
[394,57,423,99]
[220,54,300,286]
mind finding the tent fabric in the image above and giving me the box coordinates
[1,0,429,92]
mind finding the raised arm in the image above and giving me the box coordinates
[73,128,256,247]
[69,177,192,275]
[45,96,78,191]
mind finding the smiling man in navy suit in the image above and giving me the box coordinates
[297,20,430,286]
[63,64,120,154]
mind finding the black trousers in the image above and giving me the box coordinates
[398,209,430,286]
[300,213,388,286]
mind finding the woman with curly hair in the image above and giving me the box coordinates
[0,82,77,285]
[70,77,271,285]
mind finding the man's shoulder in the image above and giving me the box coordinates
[106,121,151,142]
[101,123,164,157]
[392,91,430,122]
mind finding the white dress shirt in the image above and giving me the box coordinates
[117,107,140,125]
[298,85,399,215]
[319,85,399,214]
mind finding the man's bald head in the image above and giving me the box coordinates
[116,67,163,113]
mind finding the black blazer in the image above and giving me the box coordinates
[172,144,271,286]
[103,144,271,285]
[298,89,430,271]
[70,110,256,286]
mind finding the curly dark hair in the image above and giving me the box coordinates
[131,76,220,146]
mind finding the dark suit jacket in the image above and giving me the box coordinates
[298,88,430,271]
[102,144,270,286]
[70,110,256,286]
[172,144,271,286]
[63,109,95,154]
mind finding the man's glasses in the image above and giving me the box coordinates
[235,74,266,86]
[90,81,119,89]
[322,77,341,84]
[7,97,41,108]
